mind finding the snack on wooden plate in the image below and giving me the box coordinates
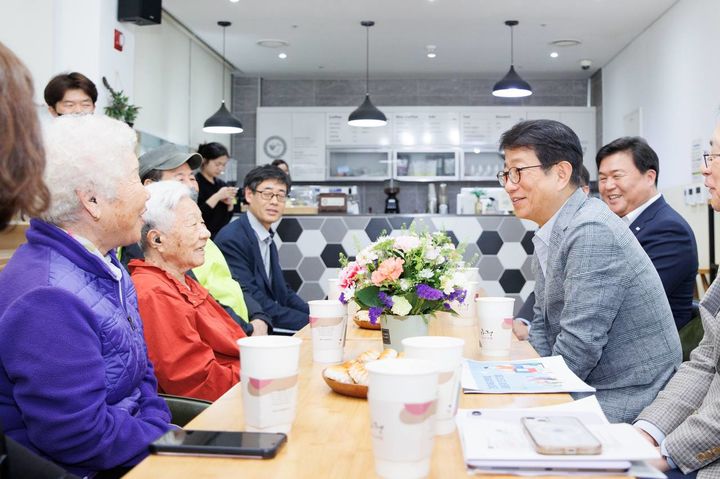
[356,349,380,363]
[378,348,398,360]
[322,348,400,397]
[324,363,354,384]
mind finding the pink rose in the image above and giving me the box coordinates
[371,257,405,286]
[339,261,363,289]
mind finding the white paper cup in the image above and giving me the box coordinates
[326,278,341,301]
[367,358,438,479]
[237,336,302,433]
[476,297,515,357]
[402,336,465,435]
[308,299,347,363]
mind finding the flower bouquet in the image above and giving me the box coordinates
[338,230,467,327]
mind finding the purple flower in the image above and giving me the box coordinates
[446,288,467,304]
[339,292,347,304]
[443,302,451,310]
[416,284,443,301]
[369,306,384,324]
[378,291,394,309]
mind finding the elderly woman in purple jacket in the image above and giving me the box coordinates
[0,115,171,477]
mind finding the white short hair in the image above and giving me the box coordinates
[42,115,137,224]
[140,181,193,250]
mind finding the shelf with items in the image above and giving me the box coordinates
[326,149,391,182]
[393,149,459,182]
[461,149,504,181]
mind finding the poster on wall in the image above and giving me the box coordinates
[691,138,704,182]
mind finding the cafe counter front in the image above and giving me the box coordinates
[274,214,537,314]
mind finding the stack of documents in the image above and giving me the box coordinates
[461,356,596,394]
[455,397,662,476]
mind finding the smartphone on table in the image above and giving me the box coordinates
[150,429,287,459]
[521,416,602,455]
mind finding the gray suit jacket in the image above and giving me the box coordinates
[636,278,720,479]
[529,188,681,423]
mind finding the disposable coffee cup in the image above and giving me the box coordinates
[308,299,347,363]
[237,336,302,433]
[326,278,341,301]
[476,297,515,357]
[448,281,479,326]
[367,358,438,479]
[402,336,465,435]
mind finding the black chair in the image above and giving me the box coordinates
[159,394,212,427]
[0,421,79,479]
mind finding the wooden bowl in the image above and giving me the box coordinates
[353,318,381,330]
[322,375,368,399]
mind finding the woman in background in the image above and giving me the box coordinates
[196,142,237,238]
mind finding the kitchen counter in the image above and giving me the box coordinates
[271,213,537,314]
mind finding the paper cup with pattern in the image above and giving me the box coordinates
[326,278,341,301]
[237,336,302,433]
[476,297,515,357]
[366,358,438,479]
[308,299,347,363]
[402,336,465,435]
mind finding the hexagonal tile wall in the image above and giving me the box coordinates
[521,230,535,255]
[365,218,391,241]
[276,218,302,242]
[498,217,527,242]
[320,244,347,268]
[478,255,504,281]
[476,231,503,255]
[341,230,372,258]
[295,230,327,258]
[278,243,303,269]
[298,282,325,302]
[496,242,528,270]
[297,257,326,282]
[282,269,303,292]
[499,269,525,294]
[320,218,347,243]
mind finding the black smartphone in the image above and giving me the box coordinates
[149,430,287,459]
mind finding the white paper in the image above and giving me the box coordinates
[461,356,595,394]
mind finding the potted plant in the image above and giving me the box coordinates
[338,230,467,351]
[102,77,140,127]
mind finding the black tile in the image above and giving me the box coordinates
[476,231,503,255]
[283,269,303,293]
[388,216,414,230]
[276,218,302,242]
[499,269,525,294]
[365,218,391,242]
[521,231,535,255]
[320,244,347,268]
[444,230,459,248]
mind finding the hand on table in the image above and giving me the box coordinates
[250,319,269,336]
[513,319,529,340]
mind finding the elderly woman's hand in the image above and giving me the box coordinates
[250,319,268,336]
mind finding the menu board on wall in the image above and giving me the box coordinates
[461,112,525,146]
[291,112,325,181]
[326,113,392,146]
[392,112,460,146]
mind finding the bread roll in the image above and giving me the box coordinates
[324,364,353,384]
[348,361,369,385]
[356,349,380,363]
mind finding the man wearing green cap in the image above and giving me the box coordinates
[119,143,271,336]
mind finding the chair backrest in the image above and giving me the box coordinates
[159,394,212,428]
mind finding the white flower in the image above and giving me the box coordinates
[424,247,440,260]
[394,235,421,252]
[418,268,434,279]
[399,278,413,291]
[391,296,412,316]
[356,248,377,266]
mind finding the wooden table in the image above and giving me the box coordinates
[124,317,577,478]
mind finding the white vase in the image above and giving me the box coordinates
[380,314,429,352]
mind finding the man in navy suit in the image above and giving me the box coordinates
[597,137,698,330]
[215,165,309,332]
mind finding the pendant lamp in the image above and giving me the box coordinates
[348,20,387,127]
[492,20,533,98]
[203,20,243,134]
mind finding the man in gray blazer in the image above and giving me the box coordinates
[498,119,681,423]
[634,123,720,479]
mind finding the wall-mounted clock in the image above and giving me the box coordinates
[263,135,287,159]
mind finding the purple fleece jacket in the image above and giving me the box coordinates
[0,219,171,476]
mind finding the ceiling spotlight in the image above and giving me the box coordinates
[278,52,287,59]
[426,45,437,59]
[550,51,559,58]
[229,0,239,3]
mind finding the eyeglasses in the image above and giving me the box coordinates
[703,153,720,168]
[254,190,288,202]
[497,164,549,186]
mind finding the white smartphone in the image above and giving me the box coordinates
[521,416,602,455]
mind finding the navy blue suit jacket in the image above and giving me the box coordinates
[215,214,309,331]
[629,196,698,330]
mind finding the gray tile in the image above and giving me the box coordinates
[478,255,503,281]
[520,256,535,281]
[341,229,371,257]
[321,218,347,243]
[315,95,361,107]
[230,113,255,138]
[232,87,259,112]
[278,243,302,269]
[477,216,503,230]
[316,79,365,96]
[417,78,471,96]
[297,257,325,282]
[297,217,325,230]
[423,95,472,106]
[462,243,481,266]
[412,217,436,233]
[372,79,417,96]
[372,95,419,106]
[262,79,315,98]
[498,217,526,242]
[231,139,255,165]
[464,79,497,96]
[261,95,315,107]
[342,216,369,230]
[298,281,325,302]
[233,76,258,88]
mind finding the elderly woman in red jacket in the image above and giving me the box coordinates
[129,181,246,402]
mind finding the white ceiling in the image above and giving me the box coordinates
[163,0,678,80]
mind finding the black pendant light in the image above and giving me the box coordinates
[203,20,243,134]
[348,20,387,127]
[492,20,533,98]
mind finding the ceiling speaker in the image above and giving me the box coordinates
[118,0,161,26]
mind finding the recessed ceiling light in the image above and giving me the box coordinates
[426,45,437,59]
[229,0,239,3]
[256,39,290,48]
[550,51,559,58]
[548,39,582,47]
[278,52,287,59]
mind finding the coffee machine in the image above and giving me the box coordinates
[384,179,400,214]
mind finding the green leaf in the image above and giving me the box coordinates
[355,286,383,308]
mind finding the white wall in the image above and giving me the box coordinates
[602,0,720,269]
[133,15,232,149]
